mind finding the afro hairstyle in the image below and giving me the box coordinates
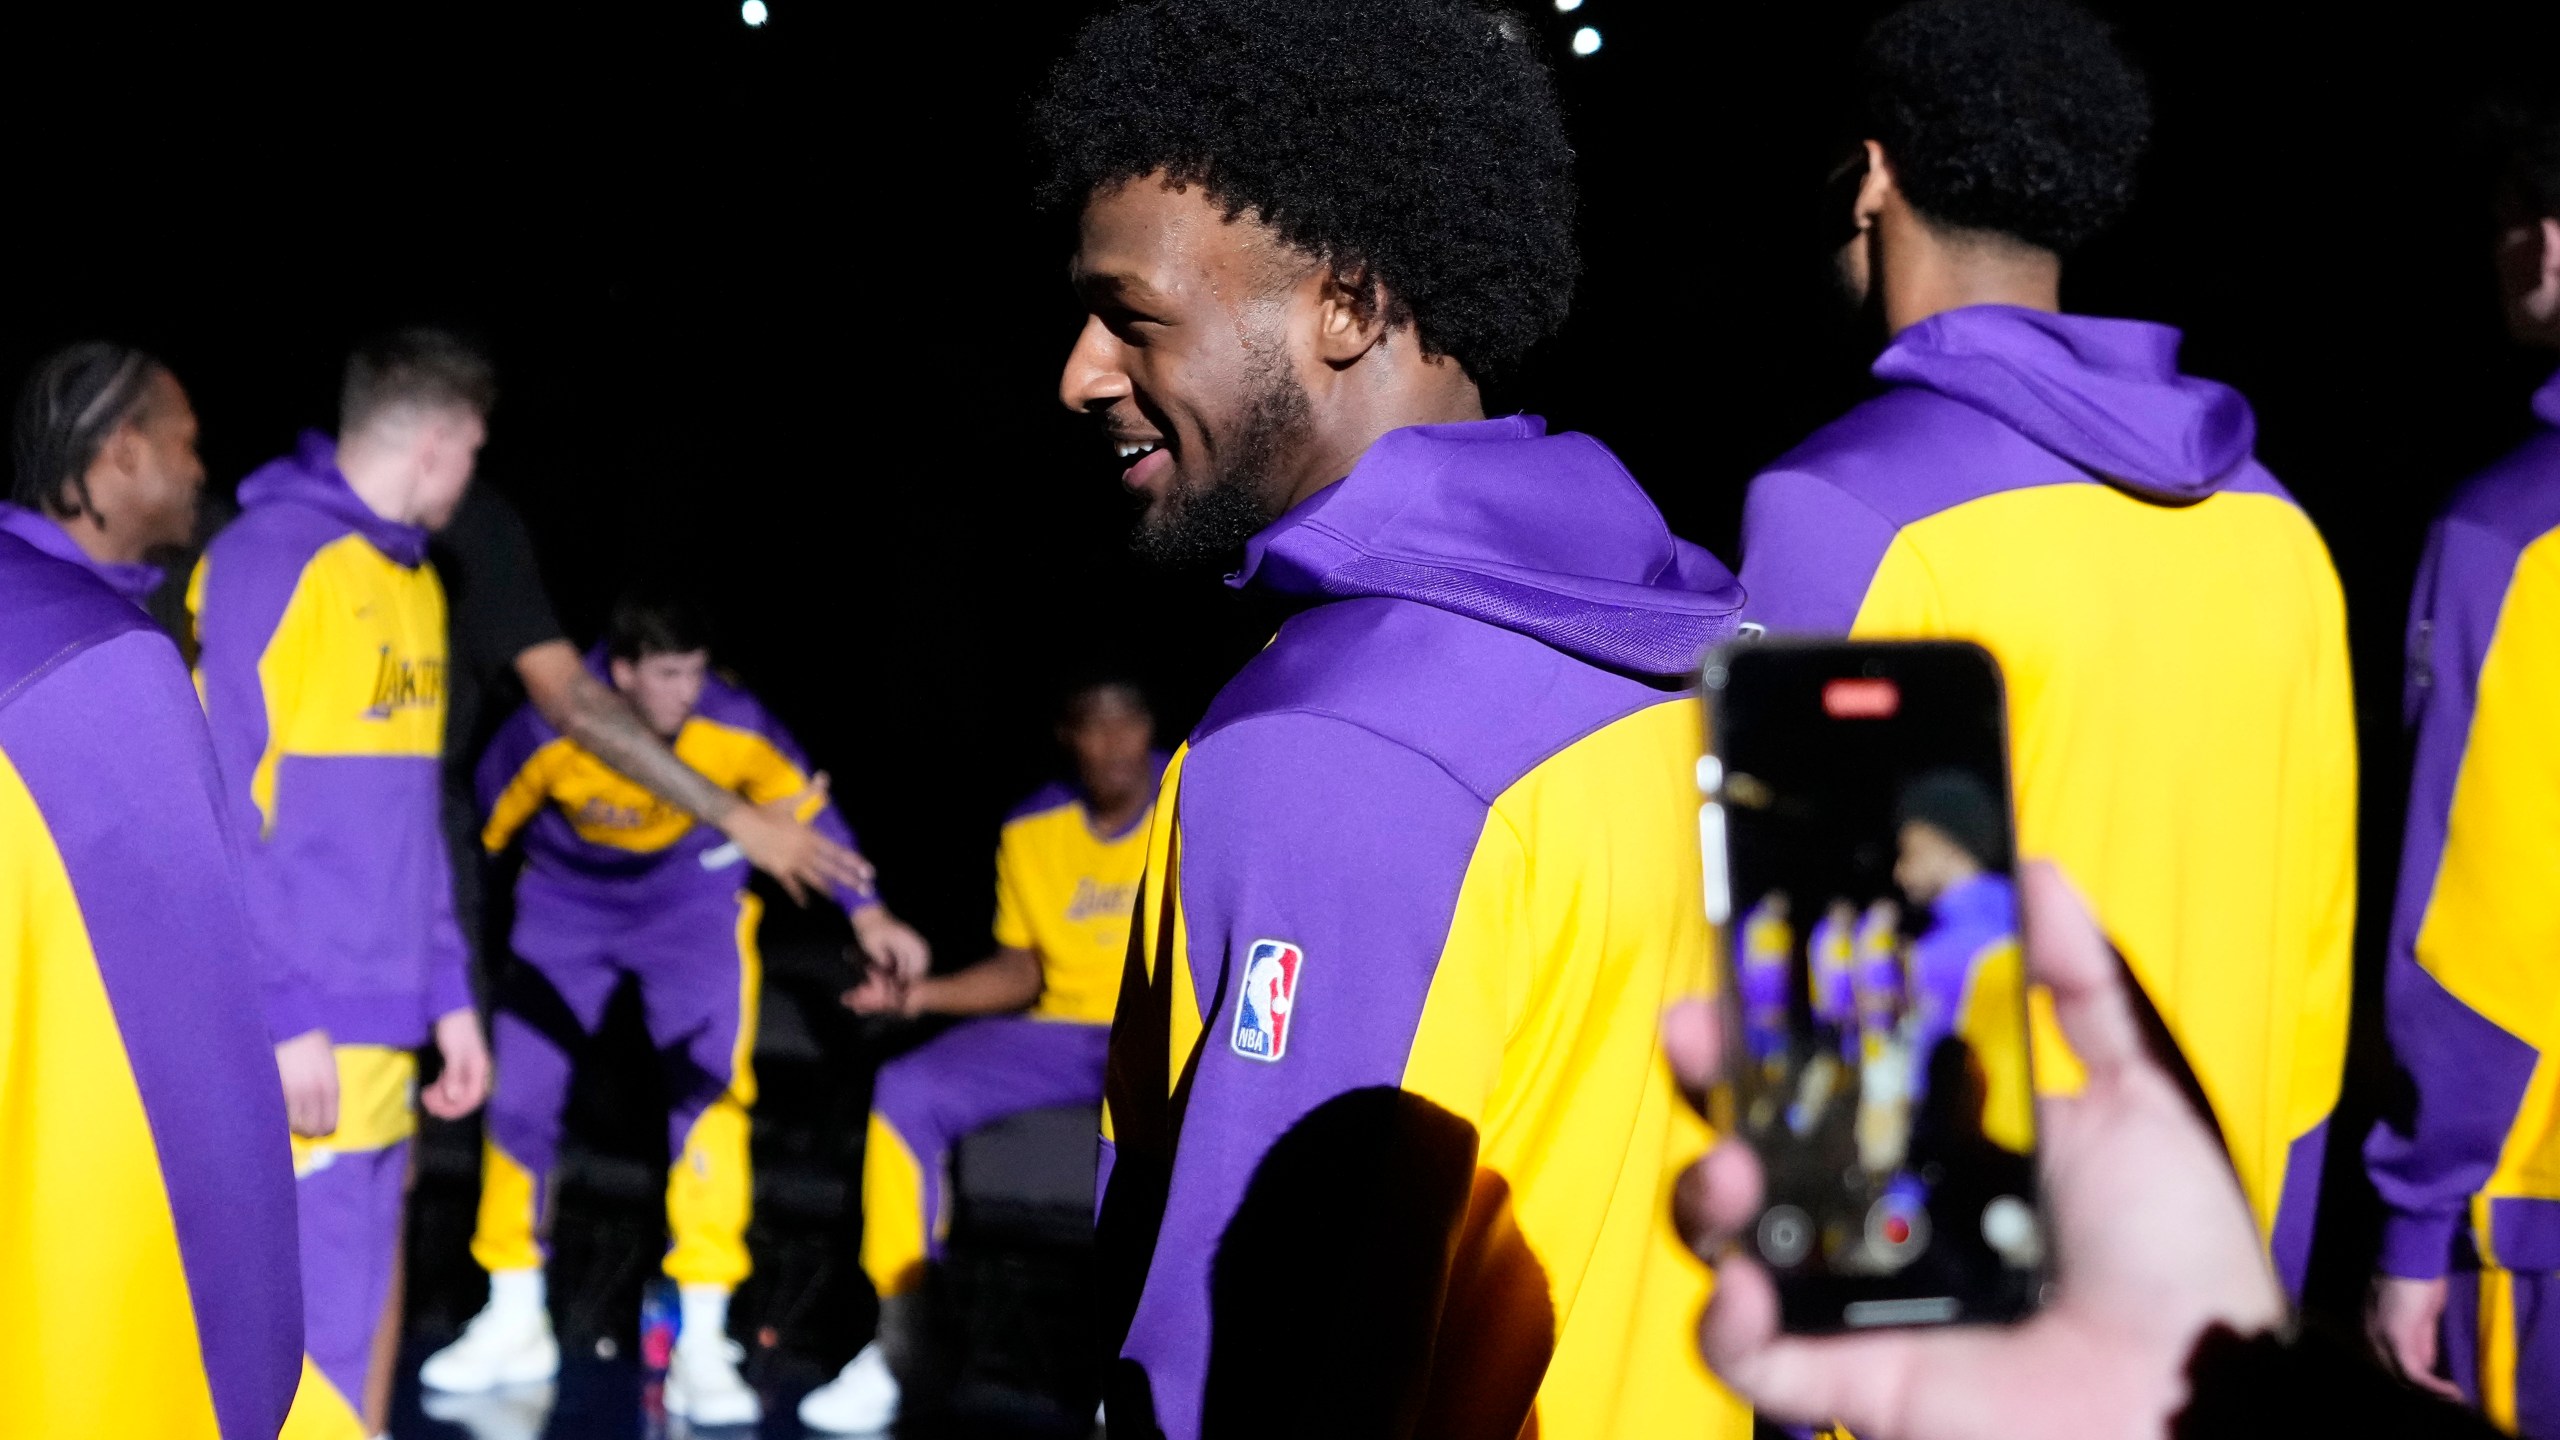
[1858,0,2151,255]
[1031,0,1579,385]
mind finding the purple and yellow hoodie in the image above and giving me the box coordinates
[0,530,301,1437]
[189,431,469,1047]
[1737,306,2358,1295]
[2367,369,2560,1299]
[1098,416,1749,1440]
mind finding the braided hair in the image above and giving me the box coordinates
[11,342,167,522]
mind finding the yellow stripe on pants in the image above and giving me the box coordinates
[858,1113,929,1298]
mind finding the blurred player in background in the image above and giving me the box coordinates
[1736,0,2356,1295]
[4,342,205,615]
[192,329,498,1439]
[420,594,923,1427]
[0,345,302,1438]
[2366,93,2560,1436]
[800,678,1161,1433]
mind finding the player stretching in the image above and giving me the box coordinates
[2366,95,2560,1436]
[193,329,498,1440]
[0,346,302,1437]
[1035,2,1750,1434]
[419,596,925,1426]
[800,679,1162,1432]
[1735,0,2355,1294]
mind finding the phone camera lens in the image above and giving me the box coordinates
[1757,1205,1814,1267]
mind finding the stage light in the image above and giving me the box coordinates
[1570,25,1601,55]
[1554,0,1583,11]
[741,0,769,26]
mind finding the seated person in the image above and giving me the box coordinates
[419,595,927,1426]
[798,678,1164,1434]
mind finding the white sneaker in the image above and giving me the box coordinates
[797,1341,901,1433]
[664,1336,762,1426]
[419,1382,558,1440]
[419,1291,560,1393]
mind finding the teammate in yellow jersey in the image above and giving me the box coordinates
[800,679,1162,1433]
[1735,0,2355,1296]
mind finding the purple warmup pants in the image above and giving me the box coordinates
[299,1138,410,1417]
[858,1015,1109,1296]
[475,884,762,1289]
[2445,1266,2560,1437]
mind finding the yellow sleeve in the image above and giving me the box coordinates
[992,826,1036,953]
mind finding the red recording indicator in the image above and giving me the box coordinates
[1823,677,1901,719]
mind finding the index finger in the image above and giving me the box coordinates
[2017,860,2147,1080]
[1661,997,1726,1115]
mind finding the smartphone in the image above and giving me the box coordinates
[1698,640,2046,1332]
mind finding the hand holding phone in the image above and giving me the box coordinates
[1666,861,2286,1437]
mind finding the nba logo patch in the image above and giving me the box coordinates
[1230,939,1303,1062]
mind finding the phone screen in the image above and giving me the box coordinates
[1699,640,2046,1332]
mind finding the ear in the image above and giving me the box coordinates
[1854,139,1896,233]
[1312,264,1392,367]
[608,657,636,692]
[99,423,145,479]
[2535,216,2560,313]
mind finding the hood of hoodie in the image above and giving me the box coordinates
[1230,415,1742,679]
[234,430,433,566]
[1873,305,2258,503]
[2535,367,2560,431]
[0,502,163,605]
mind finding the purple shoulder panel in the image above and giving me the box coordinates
[1196,597,1675,803]
[0,532,151,701]
[1735,469,1899,635]
[0,623,300,1439]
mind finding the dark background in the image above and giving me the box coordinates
[11,0,2559,1340]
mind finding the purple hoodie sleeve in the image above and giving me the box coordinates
[1736,467,1902,635]
[425,824,472,1022]
[2365,514,2552,1279]
[187,539,326,1043]
[1106,713,1487,1438]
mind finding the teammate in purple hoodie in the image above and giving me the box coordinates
[1031,3,1749,1436]
[192,329,498,1439]
[1736,0,2356,1297]
[2365,97,2560,1435]
[0,348,302,1439]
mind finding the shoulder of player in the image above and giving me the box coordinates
[2435,430,2560,561]
[1756,387,2108,532]
[1189,598,1674,805]
[0,537,165,715]
[1001,780,1083,831]
[684,669,779,732]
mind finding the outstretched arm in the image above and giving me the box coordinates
[512,639,873,904]
[847,945,1044,1018]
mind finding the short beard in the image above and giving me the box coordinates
[1133,343,1312,573]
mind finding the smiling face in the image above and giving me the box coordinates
[610,649,709,738]
[1059,175,1319,569]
